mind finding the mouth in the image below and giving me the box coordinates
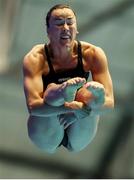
[60,34,71,40]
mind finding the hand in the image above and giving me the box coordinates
[58,112,77,129]
[64,101,91,119]
[75,105,91,119]
[64,101,84,109]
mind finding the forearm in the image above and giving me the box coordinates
[90,96,114,115]
[30,102,73,117]
[30,100,91,118]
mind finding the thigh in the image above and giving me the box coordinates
[28,115,63,135]
[66,114,100,151]
[27,115,64,150]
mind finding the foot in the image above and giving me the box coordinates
[84,81,105,108]
[44,83,67,106]
[63,77,86,102]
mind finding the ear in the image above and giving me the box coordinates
[76,30,79,34]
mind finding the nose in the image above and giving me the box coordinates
[63,22,69,30]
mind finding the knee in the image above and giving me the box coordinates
[67,129,98,152]
[66,141,89,152]
[28,128,62,153]
[67,135,95,153]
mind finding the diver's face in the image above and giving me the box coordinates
[47,8,78,46]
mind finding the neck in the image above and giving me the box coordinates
[48,41,76,62]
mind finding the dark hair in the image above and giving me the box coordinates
[46,4,76,28]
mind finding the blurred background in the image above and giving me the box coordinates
[0,0,134,178]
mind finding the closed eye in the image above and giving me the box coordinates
[54,18,75,26]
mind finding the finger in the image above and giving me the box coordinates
[59,117,64,124]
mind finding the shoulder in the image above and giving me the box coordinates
[23,44,45,75]
[80,41,105,56]
[80,41,107,63]
[80,41,108,71]
[23,44,44,66]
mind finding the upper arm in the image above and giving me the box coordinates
[23,54,44,110]
[90,47,114,102]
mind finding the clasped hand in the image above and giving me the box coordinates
[64,101,91,119]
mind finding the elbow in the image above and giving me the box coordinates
[28,103,35,114]
[110,96,115,109]
[27,101,36,111]
[110,100,114,109]
[27,99,44,115]
[28,98,44,108]
[112,99,114,108]
[104,97,114,109]
[27,102,36,115]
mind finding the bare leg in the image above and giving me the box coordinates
[28,115,64,153]
[62,81,105,152]
[66,113,100,152]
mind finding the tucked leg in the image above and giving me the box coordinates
[66,114,99,152]
[27,115,64,153]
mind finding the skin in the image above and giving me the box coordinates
[23,7,114,152]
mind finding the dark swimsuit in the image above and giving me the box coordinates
[42,41,89,90]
